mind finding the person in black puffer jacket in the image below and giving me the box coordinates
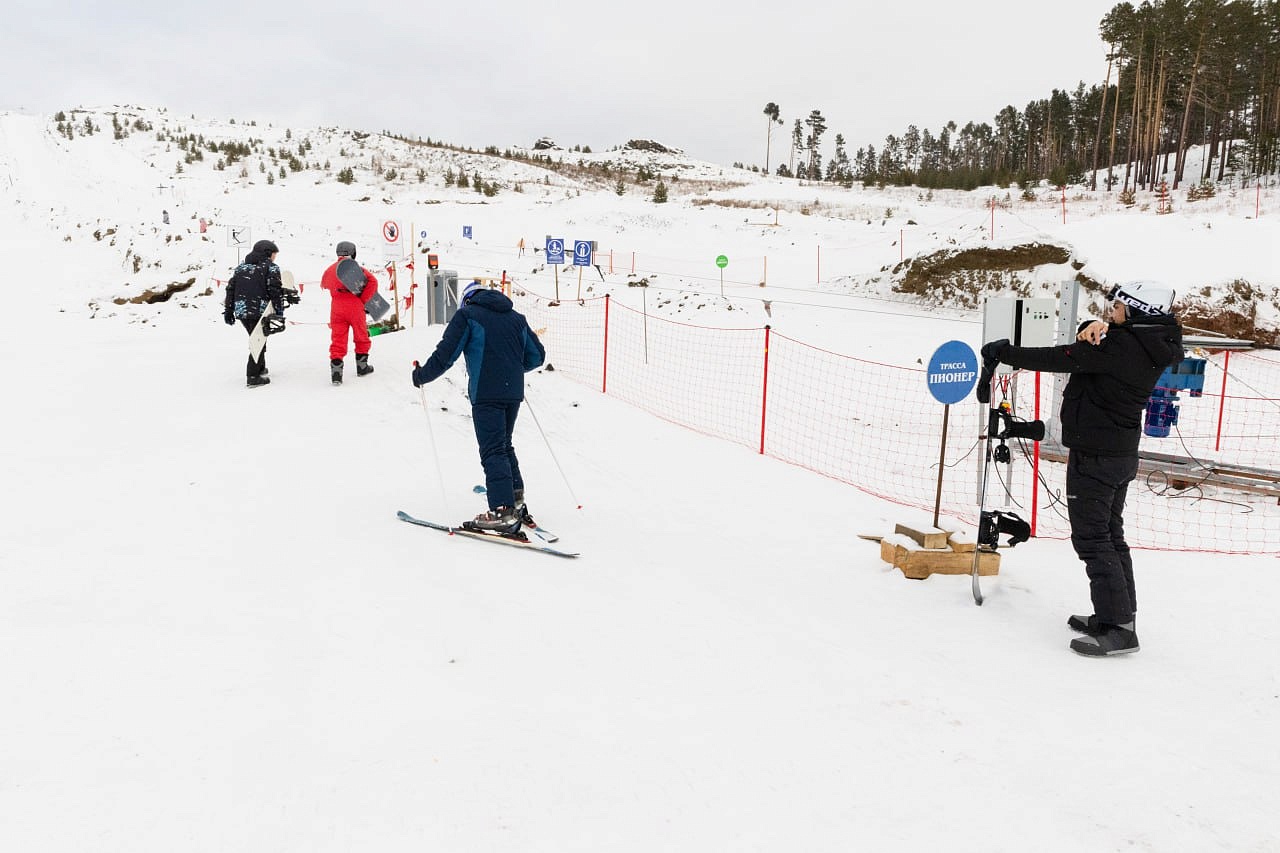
[224,240,285,387]
[981,281,1184,657]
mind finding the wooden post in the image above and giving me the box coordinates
[933,404,950,529]
[409,222,416,328]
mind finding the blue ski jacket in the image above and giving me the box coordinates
[413,289,545,402]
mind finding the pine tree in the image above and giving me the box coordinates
[615,179,626,195]
[652,180,668,203]
[804,110,827,179]
[790,119,803,177]
[763,102,782,173]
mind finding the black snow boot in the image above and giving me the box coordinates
[356,352,374,376]
[1067,614,1104,636]
[1069,614,1135,636]
[1070,622,1139,657]
[331,358,343,385]
[247,375,271,388]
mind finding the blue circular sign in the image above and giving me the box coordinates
[926,340,979,405]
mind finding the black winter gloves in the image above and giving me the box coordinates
[976,338,1010,404]
[224,312,235,326]
[411,363,426,388]
[980,339,1010,363]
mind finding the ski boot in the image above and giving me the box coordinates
[513,489,537,528]
[464,506,525,538]
[330,358,344,385]
[356,353,374,377]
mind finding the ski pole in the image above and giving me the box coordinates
[414,361,450,517]
[521,391,582,509]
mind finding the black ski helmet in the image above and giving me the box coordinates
[336,241,357,259]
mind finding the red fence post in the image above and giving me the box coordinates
[1032,372,1041,537]
[1215,350,1230,452]
[759,325,772,454]
[601,294,610,394]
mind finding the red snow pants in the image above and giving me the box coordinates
[329,297,371,360]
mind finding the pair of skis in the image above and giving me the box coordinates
[396,511,579,559]
[398,487,577,558]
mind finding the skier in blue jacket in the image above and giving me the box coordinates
[412,282,546,533]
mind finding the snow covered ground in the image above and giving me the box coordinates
[1,108,1278,851]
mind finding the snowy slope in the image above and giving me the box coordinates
[1,107,1278,852]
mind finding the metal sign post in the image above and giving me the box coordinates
[925,340,980,528]
[573,240,593,301]
[546,237,565,305]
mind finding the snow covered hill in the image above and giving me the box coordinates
[2,105,1278,853]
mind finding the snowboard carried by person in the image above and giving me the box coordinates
[248,270,298,362]
[322,244,379,385]
[224,240,293,387]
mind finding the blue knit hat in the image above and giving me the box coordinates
[461,280,484,303]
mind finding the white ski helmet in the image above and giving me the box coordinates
[1108,281,1175,318]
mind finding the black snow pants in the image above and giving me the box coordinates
[240,317,267,379]
[471,400,524,510]
[1066,450,1139,625]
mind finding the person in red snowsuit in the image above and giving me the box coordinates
[320,241,379,384]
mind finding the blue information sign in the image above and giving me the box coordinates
[926,340,979,405]
[573,240,593,266]
[463,225,473,240]
[546,238,565,265]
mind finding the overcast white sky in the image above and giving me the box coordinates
[4,0,1123,168]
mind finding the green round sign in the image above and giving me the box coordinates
[715,255,728,269]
